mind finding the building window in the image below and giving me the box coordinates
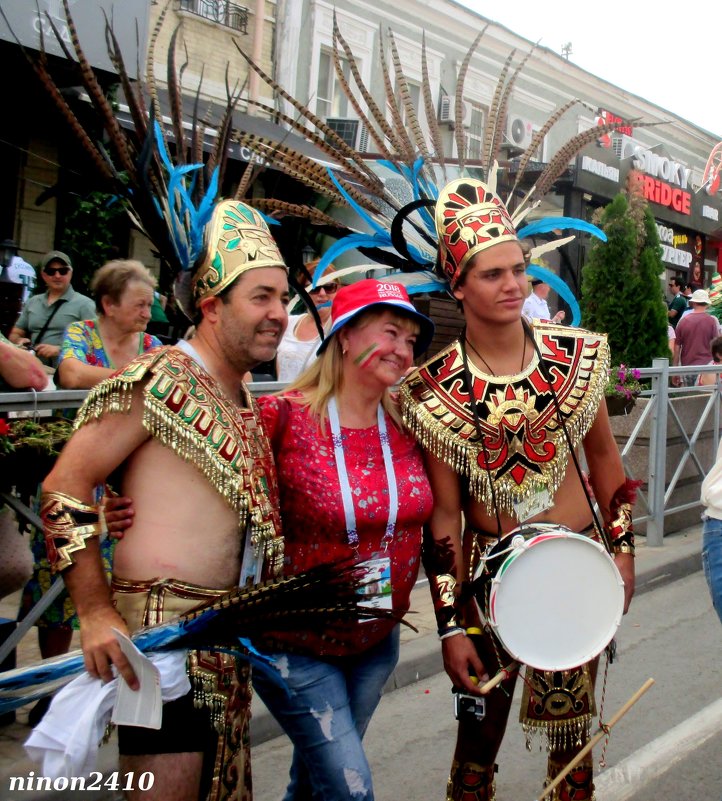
[317,50,353,120]
[179,0,248,33]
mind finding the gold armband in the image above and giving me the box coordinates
[41,491,102,573]
[430,573,461,636]
[607,501,635,556]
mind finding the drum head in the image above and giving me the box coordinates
[488,532,624,671]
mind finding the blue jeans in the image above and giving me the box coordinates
[252,627,400,801]
[702,516,722,624]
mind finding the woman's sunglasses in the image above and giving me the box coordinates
[309,282,339,296]
[43,266,71,276]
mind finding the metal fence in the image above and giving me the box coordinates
[2,360,721,547]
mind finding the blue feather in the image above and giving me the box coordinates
[326,168,386,237]
[313,234,392,286]
[517,216,607,242]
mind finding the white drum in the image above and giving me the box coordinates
[473,524,624,671]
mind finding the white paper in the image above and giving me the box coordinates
[110,629,163,729]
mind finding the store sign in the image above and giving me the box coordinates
[581,156,619,183]
[595,109,633,148]
[0,0,149,76]
[656,224,693,267]
[623,143,692,215]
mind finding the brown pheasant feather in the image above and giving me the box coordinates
[103,13,147,146]
[377,26,415,162]
[166,25,188,166]
[330,38,395,164]
[454,26,488,170]
[333,13,399,154]
[252,199,346,228]
[529,119,659,203]
[487,43,537,169]
[421,32,446,179]
[507,98,584,203]
[144,0,170,137]
[51,2,137,180]
[481,48,516,174]
[243,98,384,195]
[388,29,431,165]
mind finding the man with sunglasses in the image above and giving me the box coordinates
[10,251,94,367]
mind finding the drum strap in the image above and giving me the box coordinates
[528,327,613,554]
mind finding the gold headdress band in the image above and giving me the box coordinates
[193,200,287,305]
[436,178,519,288]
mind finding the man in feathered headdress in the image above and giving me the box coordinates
[40,199,289,801]
[400,178,637,801]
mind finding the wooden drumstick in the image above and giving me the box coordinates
[479,661,518,693]
[537,678,655,801]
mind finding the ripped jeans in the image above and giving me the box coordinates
[252,627,400,801]
[702,515,722,624]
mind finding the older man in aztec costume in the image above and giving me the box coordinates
[400,179,636,801]
[41,200,289,801]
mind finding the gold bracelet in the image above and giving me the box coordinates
[42,490,101,573]
[430,573,460,635]
[606,501,635,556]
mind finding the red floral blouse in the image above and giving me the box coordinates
[258,391,433,656]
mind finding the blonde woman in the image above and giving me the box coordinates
[255,279,434,801]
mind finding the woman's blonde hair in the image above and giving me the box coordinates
[282,307,419,429]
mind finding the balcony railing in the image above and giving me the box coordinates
[178,0,248,33]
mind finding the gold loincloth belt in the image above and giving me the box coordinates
[111,577,253,801]
[463,527,597,752]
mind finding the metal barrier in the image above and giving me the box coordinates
[2,362,721,547]
[619,358,721,546]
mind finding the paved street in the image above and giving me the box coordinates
[1,527,720,800]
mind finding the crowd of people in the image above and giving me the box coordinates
[0,186,719,801]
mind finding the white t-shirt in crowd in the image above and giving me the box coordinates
[276,314,321,383]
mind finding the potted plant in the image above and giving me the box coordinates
[0,417,74,496]
[605,364,642,416]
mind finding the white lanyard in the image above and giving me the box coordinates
[327,397,398,552]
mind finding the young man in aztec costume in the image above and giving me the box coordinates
[40,200,290,801]
[399,179,637,801]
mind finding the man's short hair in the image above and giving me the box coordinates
[671,276,685,290]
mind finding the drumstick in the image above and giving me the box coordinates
[479,662,518,693]
[536,678,655,801]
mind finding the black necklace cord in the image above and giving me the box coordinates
[525,320,612,553]
[460,331,504,541]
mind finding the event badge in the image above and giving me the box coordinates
[356,556,393,616]
[111,629,163,729]
[513,487,553,523]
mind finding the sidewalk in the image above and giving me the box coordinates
[0,526,705,798]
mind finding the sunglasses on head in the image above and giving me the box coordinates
[309,282,339,295]
[43,265,70,276]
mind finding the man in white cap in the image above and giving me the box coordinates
[674,289,720,386]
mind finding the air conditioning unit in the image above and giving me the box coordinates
[506,115,534,149]
[438,95,472,128]
[325,118,369,153]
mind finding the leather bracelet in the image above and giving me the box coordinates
[42,490,101,573]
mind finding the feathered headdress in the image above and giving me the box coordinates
[231,15,662,324]
[0,0,291,317]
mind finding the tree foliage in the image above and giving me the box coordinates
[58,190,128,293]
[580,189,669,368]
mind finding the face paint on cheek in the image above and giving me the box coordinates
[354,343,381,368]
